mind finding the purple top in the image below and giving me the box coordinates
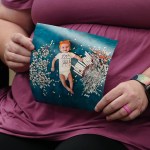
[1,0,150,149]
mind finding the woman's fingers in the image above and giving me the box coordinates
[95,80,149,121]
[120,109,141,121]
[95,84,123,112]
[6,61,29,72]
[5,51,30,63]
[4,33,34,72]
[106,103,137,121]
[102,94,127,115]
[11,33,34,50]
[6,41,31,57]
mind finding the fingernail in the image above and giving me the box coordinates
[30,45,34,50]
[106,116,112,121]
[29,38,33,41]
[94,106,99,112]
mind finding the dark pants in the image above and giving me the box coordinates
[0,61,9,88]
[0,133,127,150]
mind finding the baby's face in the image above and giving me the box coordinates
[60,43,70,53]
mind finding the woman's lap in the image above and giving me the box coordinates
[55,134,127,150]
[0,133,52,150]
[0,133,127,150]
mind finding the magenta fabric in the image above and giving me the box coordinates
[32,0,150,29]
[1,0,33,9]
[2,0,150,28]
[1,0,150,150]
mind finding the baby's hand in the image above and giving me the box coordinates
[51,67,55,72]
[4,33,34,72]
[79,58,83,62]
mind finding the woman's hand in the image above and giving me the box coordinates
[95,80,149,121]
[4,33,34,72]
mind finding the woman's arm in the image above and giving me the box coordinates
[0,3,35,72]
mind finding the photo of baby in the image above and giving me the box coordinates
[30,23,118,110]
[51,40,82,94]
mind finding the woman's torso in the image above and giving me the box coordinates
[1,0,150,149]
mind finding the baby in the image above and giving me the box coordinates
[51,40,82,94]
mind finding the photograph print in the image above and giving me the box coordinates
[30,23,118,111]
